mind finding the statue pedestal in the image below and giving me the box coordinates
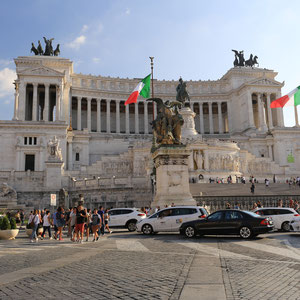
[45,160,63,190]
[180,107,199,139]
[152,146,196,207]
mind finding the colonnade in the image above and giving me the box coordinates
[15,82,62,122]
[72,97,230,135]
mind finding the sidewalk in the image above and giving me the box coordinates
[179,255,226,300]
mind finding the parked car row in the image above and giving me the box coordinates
[107,206,300,239]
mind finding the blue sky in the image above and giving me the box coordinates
[0,0,299,125]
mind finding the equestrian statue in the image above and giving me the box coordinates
[30,37,60,56]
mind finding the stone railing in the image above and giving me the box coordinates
[195,195,300,213]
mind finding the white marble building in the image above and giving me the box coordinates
[0,55,300,208]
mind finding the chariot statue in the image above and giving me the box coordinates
[30,37,60,56]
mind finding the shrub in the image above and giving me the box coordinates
[0,217,3,229]
[0,216,11,230]
[10,218,17,230]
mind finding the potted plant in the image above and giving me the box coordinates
[0,216,19,240]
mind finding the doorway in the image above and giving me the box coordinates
[25,154,35,171]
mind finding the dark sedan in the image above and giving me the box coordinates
[179,209,274,239]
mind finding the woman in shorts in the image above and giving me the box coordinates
[104,209,112,234]
[56,206,65,241]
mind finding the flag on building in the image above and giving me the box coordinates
[270,86,300,108]
[125,74,151,105]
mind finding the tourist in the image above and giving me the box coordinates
[278,199,283,207]
[225,202,231,209]
[70,207,77,241]
[65,207,71,237]
[41,210,52,240]
[97,206,105,236]
[29,209,40,243]
[294,200,299,212]
[250,183,255,194]
[265,179,270,187]
[52,210,58,239]
[257,200,262,208]
[289,197,294,208]
[20,209,24,225]
[75,204,87,243]
[85,208,91,242]
[91,208,101,241]
[15,210,21,226]
[234,203,240,210]
[252,202,258,210]
[104,209,112,234]
[56,207,65,241]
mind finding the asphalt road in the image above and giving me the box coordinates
[0,229,299,299]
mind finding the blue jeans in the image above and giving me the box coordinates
[31,224,38,240]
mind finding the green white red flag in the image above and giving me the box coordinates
[270,86,300,108]
[125,74,151,105]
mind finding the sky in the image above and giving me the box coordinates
[0,0,299,125]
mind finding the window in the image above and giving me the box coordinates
[207,211,223,221]
[34,137,37,145]
[76,153,80,161]
[24,137,27,145]
[158,209,173,218]
[177,208,197,215]
[109,210,122,216]
[29,137,32,145]
[25,154,35,171]
[120,209,133,214]
[225,211,243,220]
[278,209,294,215]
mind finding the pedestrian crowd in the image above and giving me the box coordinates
[27,205,113,243]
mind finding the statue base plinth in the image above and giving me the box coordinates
[45,160,63,189]
[151,146,196,208]
[180,107,199,139]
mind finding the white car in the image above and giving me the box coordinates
[290,216,300,232]
[253,207,299,231]
[108,208,146,232]
[136,206,208,235]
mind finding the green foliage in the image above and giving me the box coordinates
[10,218,17,229]
[0,216,11,230]
[0,217,3,229]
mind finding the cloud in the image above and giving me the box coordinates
[0,68,16,102]
[0,59,13,67]
[81,25,89,33]
[92,57,100,63]
[125,8,130,15]
[66,35,86,49]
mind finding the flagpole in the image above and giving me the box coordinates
[149,57,154,120]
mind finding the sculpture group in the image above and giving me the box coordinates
[31,37,60,56]
[148,78,194,147]
[232,50,258,67]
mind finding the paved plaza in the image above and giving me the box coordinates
[0,230,299,299]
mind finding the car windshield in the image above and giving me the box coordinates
[148,213,158,219]
[243,211,261,218]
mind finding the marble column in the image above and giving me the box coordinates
[294,105,299,127]
[199,103,204,134]
[106,99,111,133]
[144,101,148,134]
[77,97,82,130]
[227,101,233,133]
[135,102,139,134]
[188,151,194,171]
[87,97,91,132]
[217,102,223,134]
[96,99,101,132]
[190,102,194,111]
[247,92,255,128]
[44,84,50,122]
[55,85,61,121]
[116,101,120,133]
[13,83,19,120]
[208,102,214,134]
[125,104,130,134]
[276,93,284,127]
[258,93,268,131]
[266,93,274,129]
[19,82,26,120]
[32,83,38,121]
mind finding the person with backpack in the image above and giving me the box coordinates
[91,208,101,242]
[41,210,52,240]
[74,204,87,243]
[29,209,40,243]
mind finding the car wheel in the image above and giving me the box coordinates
[281,221,290,232]
[239,226,252,239]
[142,224,153,235]
[127,221,137,232]
[184,226,196,238]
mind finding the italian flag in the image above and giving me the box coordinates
[125,74,151,105]
[270,86,300,108]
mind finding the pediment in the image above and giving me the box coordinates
[18,66,64,77]
[248,77,283,87]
